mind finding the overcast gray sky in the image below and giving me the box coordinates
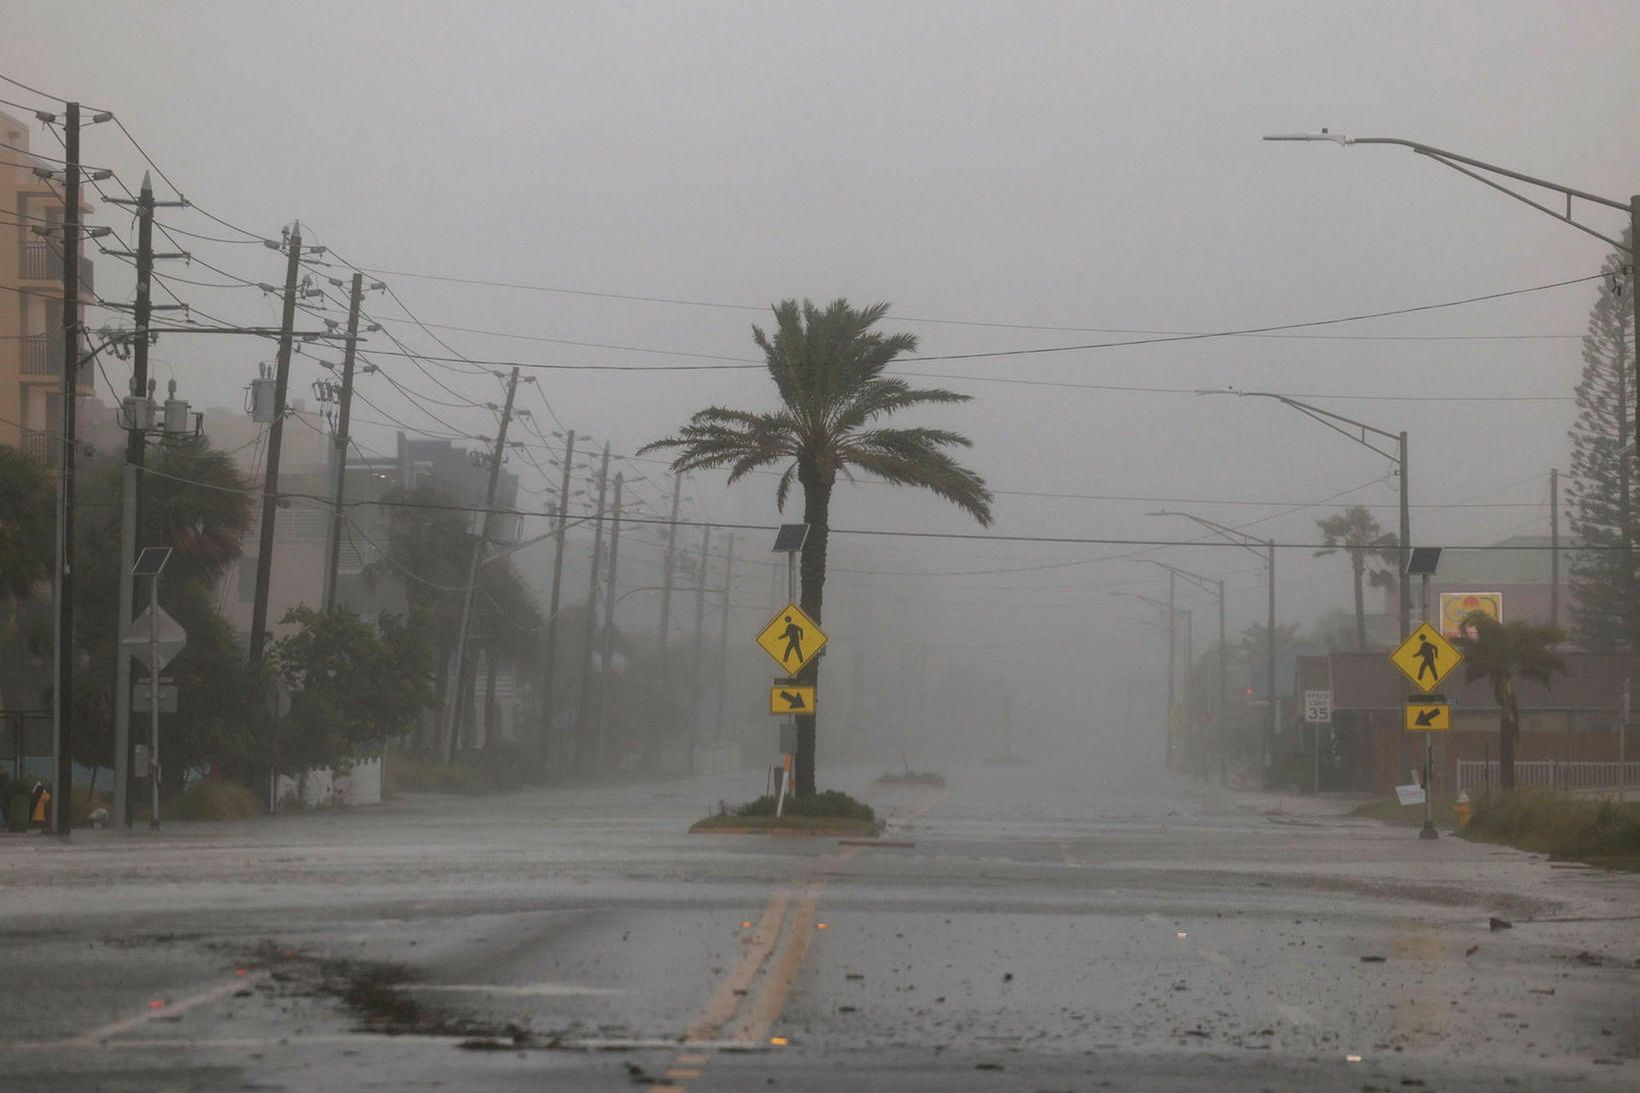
[8,1,1639,757]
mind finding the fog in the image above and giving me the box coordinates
[9,0,1639,773]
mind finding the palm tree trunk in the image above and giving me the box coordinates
[794,474,832,797]
[1499,676,1517,791]
[1351,551,1367,651]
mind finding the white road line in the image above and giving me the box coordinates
[392,983,629,997]
[72,975,262,1047]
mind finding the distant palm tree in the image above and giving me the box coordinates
[1314,506,1399,651]
[643,299,993,795]
[1451,611,1565,790]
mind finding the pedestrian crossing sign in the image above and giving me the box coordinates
[755,602,827,674]
[1389,622,1463,693]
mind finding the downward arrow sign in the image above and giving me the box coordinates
[1415,708,1439,726]
[780,690,806,710]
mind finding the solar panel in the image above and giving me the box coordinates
[1405,546,1442,576]
[771,523,809,553]
[132,547,173,578]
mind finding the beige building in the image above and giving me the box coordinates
[1,108,95,460]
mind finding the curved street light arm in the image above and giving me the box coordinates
[1200,388,1399,459]
[1264,132,1631,251]
[1148,509,1269,560]
[1142,559,1223,600]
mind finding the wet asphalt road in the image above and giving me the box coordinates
[1,759,1637,1091]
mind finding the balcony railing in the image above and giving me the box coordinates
[23,334,61,376]
[20,241,94,295]
[21,430,55,466]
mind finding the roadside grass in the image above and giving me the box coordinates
[1460,789,1640,871]
[873,770,946,788]
[170,779,263,821]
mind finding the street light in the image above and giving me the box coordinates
[1110,590,1181,766]
[1198,387,1410,643]
[1149,511,1279,785]
[1263,130,1637,462]
[1144,561,1227,785]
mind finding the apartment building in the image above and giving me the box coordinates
[0,108,95,460]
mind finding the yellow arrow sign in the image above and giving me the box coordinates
[1389,622,1464,693]
[769,684,817,716]
[1405,700,1451,732]
[755,602,828,675]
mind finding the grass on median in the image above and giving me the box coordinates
[691,788,880,835]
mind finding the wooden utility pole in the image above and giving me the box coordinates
[690,524,710,775]
[444,367,521,762]
[656,473,682,683]
[247,223,304,666]
[103,171,184,827]
[322,272,366,613]
[596,473,624,774]
[50,102,81,836]
[537,429,575,772]
[1550,467,1561,631]
[572,444,611,776]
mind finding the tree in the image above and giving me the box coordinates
[0,444,53,603]
[644,299,993,795]
[1313,506,1398,651]
[1566,226,1637,650]
[1451,611,1565,790]
[269,606,435,773]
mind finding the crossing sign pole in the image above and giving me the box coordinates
[769,525,809,817]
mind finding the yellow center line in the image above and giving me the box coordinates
[684,889,791,1043]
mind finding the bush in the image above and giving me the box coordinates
[732,789,875,822]
[383,754,484,796]
[1465,789,1640,861]
[170,779,262,821]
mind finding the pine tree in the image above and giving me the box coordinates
[1566,226,1637,650]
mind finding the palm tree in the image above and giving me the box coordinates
[1451,611,1565,790]
[643,299,993,795]
[1314,506,1399,651]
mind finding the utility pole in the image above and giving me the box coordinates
[656,473,682,686]
[443,367,521,762]
[247,223,303,666]
[1216,578,1227,786]
[50,102,81,836]
[1266,540,1277,783]
[572,444,611,776]
[596,473,624,775]
[103,171,184,828]
[1549,467,1560,631]
[714,531,735,749]
[322,272,365,614]
[1165,568,1176,770]
[537,429,575,773]
[690,524,710,776]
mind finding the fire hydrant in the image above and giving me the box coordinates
[1454,790,1471,828]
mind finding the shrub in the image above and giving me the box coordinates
[383,753,484,796]
[171,779,262,821]
[733,789,875,822]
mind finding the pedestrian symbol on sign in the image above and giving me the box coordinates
[780,615,805,666]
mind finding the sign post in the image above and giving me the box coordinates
[1303,691,1330,794]
[765,525,813,817]
[127,548,177,829]
[1389,617,1463,841]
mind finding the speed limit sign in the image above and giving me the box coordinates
[1304,690,1332,724]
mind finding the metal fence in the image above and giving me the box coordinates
[1457,759,1640,794]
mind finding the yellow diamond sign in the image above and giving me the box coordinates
[1389,622,1463,693]
[755,603,828,675]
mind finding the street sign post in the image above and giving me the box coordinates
[768,525,812,818]
[755,602,827,676]
[129,547,176,829]
[1404,697,1451,732]
[131,681,179,715]
[769,683,817,716]
[1389,622,1463,693]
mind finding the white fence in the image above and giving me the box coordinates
[1457,759,1640,794]
[272,756,384,810]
